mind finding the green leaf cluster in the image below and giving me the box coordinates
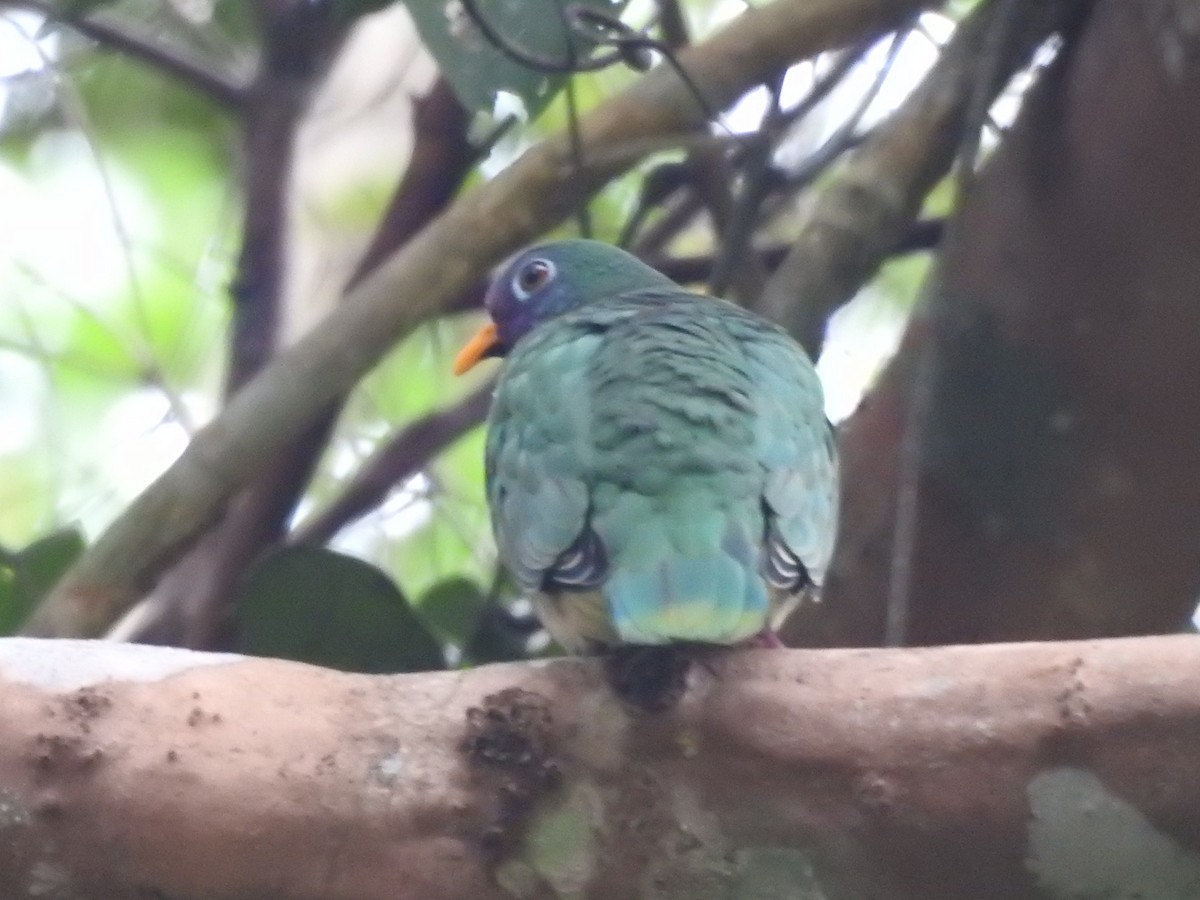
[0,530,84,634]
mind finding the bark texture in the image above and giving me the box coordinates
[0,636,1198,899]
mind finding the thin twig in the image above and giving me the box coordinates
[616,161,690,248]
[776,37,877,129]
[630,189,704,256]
[743,36,902,243]
[7,0,247,109]
[459,0,726,127]
[456,0,618,72]
[756,0,1066,359]
[649,0,749,295]
[565,77,593,238]
[558,3,593,239]
[707,71,785,297]
[613,0,738,259]
[7,21,199,432]
[655,0,688,47]
[290,382,495,547]
[569,131,755,171]
[650,219,942,284]
[780,25,909,191]
[955,0,1022,197]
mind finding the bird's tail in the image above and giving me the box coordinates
[603,522,769,645]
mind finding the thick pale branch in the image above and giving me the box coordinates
[0,635,1197,899]
[30,0,934,638]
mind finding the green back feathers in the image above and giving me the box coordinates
[477,241,838,648]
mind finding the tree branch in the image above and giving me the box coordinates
[7,0,248,109]
[289,379,495,547]
[346,78,474,289]
[649,220,942,285]
[650,0,762,304]
[0,635,1197,898]
[119,77,475,647]
[757,0,1081,357]
[27,0,937,638]
[123,1,344,650]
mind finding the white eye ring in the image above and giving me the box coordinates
[512,258,556,300]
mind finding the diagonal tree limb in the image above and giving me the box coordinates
[122,1,343,650]
[289,379,495,548]
[26,0,939,638]
[0,635,1197,898]
[127,78,477,648]
[5,0,248,109]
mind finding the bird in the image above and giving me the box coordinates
[454,239,838,655]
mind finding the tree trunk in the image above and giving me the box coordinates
[793,0,1200,647]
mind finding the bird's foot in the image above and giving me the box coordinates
[743,629,787,649]
[602,645,691,713]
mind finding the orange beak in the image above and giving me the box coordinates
[453,322,501,375]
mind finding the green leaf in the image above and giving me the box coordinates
[234,547,445,673]
[326,0,395,27]
[417,576,488,644]
[406,0,624,116]
[0,529,86,635]
[0,566,15,637]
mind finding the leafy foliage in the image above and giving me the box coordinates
[406,0,625,116]
[234,546,444,673]
[0,530,84,634]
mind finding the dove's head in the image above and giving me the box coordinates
[453,239,674,374]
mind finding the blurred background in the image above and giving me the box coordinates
[1,0,1195,669]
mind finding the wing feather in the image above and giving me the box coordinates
[485,325,607,592]
[736,317,839,590]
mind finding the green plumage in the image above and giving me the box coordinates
[480,241,838,650]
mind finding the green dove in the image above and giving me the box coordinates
[455,240,839,652]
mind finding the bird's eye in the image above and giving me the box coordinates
[512,258,556,300]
